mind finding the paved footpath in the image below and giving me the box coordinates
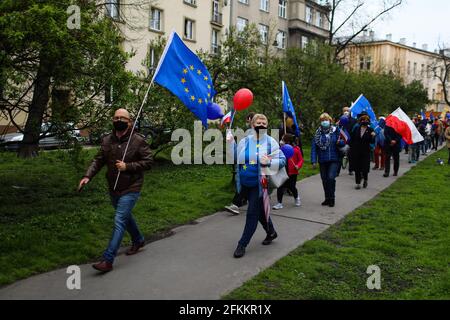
[0,149,440,299]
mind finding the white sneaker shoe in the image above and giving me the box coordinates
[224,204,239,215]
[272,203,283,210]
[295,197,301,207]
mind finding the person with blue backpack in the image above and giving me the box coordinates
[227,114,286,258]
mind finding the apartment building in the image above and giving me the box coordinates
[113,0,230,75]
[231,0,330,51]
[341,38,448,112]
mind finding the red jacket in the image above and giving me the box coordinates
[287,145,304,175]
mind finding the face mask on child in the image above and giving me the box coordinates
[321,120,331,128]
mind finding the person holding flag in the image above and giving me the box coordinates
[384,107,424,177]
[349,114,376,189]
[227,114,286,258]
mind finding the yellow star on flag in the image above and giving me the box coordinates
[207,85,211,89]
[183,68,188,74]
[197,69,202,75]
[198,98,203,104]
[204,76,208,81]
[190,65,194,70]
[191,95,195,101]
[249,160,256,165]
[256,144,262,148]
[181,78,186,84]
[243,165,247,170]
[184,88,189,93]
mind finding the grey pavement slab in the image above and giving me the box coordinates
[0,148,439,300]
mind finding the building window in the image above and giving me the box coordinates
[407,61,411,75]
[239,0,249,4]
[421,64,425,77]
[306,6,313,24]
[432,89,435,100]
[278,0,287,18]
[184,18,195,40]
[184,0,197,6]
[211,29,220,54]
[236,17,248,32]
[147,46,156,72]
[360,56,365,70]
[276,30,286,49]
[106,0,120,19]
[259,24,269,45]
[150,8,162,31]
[413,62,417,75]
[301,36,309,49]
[316,12,323,28]
[212,0,222,25]
[366,56,372,70]
[260,0,269,12]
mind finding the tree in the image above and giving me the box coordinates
[326,0,403,61]
[0,1,140,158]
[430,47,450,107]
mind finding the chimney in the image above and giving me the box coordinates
[413,42,416,48]
[422,44,428,51]
[386,34,392,41]
[399,38,406,45]
[369,30,375,40]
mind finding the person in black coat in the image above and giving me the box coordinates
[342,107,358,175]
[383,125,402,177]
[349,115,376,189]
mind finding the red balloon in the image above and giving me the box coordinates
[233,88,253,111]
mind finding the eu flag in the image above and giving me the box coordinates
[350,94,377,124]
[153,31,216,128]
[282,81,300,136]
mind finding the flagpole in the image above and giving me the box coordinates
[113,78,155,191]
[283,112,286,135]
[282,81,286,135]
[350,94,363,109]
[229,109,236,129]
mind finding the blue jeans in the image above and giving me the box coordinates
[238,186,275,247]
[103,192,144,263]
[319,161,339,200]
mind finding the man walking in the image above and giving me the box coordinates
[79,108,153,272]
[383,125,402,177]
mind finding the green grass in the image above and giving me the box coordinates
[225,149,450,300]
[0,145,317,286]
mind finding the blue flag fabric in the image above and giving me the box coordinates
[430,112,435,121]
[153,32,216,128]
[350,94,379,132]
[282,81,300,136]
[421,110,426,119]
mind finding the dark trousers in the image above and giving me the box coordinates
[432,135,439,150]
[384,148,400,175]
[319,161,339,200]
[355,171,368,184]
[277,174,298,203]
[232,190,247,207]
[238,186,275,247]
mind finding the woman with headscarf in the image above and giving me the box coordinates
[311,113,346,207]
[349,114,376,189]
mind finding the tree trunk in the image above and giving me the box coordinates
[18,55,52,158]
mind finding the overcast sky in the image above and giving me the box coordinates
[371,0,450,51]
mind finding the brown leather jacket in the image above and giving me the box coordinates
[84,130,153,195]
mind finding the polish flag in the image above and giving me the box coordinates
[386,107,424,144]
[220,111,232,127]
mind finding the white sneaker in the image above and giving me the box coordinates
[224,204,239,215]
[295,197,301,207]
[272,203,283,210]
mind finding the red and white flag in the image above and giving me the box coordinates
[220,111,232,127]
[386,107,424,144]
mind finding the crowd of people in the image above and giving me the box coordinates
[78,107,450,270]
[224,108,450,259]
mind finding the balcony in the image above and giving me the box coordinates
[211,11,223,27]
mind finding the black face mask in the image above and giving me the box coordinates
[360,121,370,127]
[254,125,267,134]
[113,120,128,132]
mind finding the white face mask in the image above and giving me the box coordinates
[344,111,350,116]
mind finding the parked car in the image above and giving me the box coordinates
[0,122,83,151]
